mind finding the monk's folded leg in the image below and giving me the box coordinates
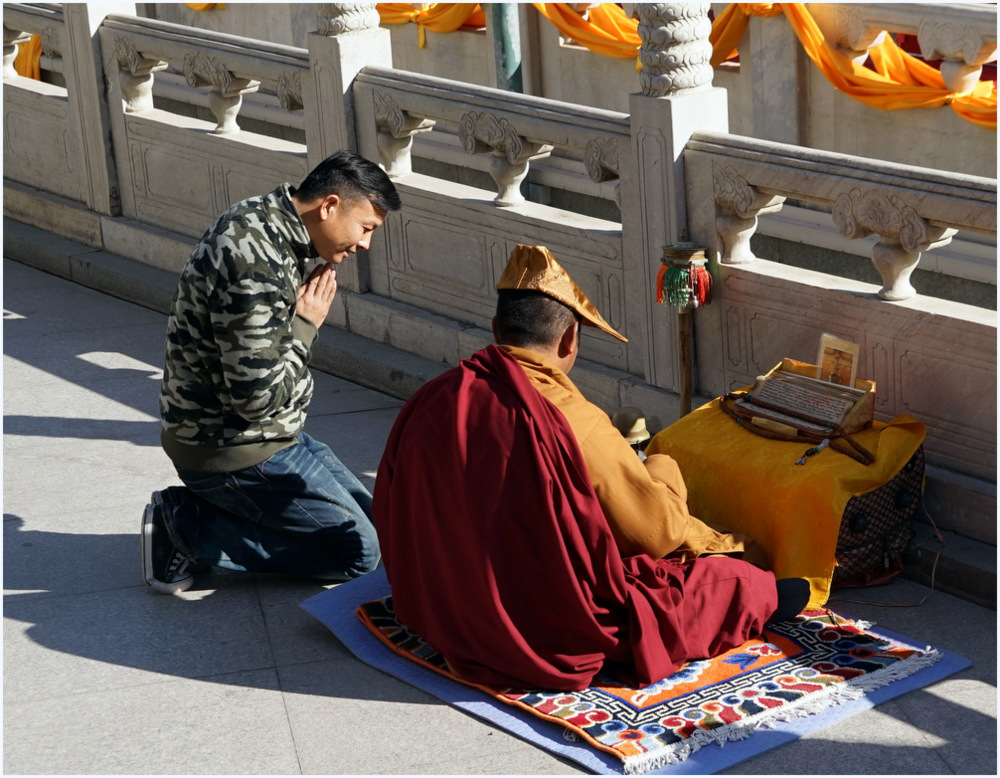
[619,555,777,685]
[676,556,779,659]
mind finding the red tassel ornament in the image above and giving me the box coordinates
[658,244,712,312]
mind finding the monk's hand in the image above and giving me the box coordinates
[297,263,337,327]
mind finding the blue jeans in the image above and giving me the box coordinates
[160,432,380,581]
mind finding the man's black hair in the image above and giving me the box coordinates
[296,150,402,214]
[495,290,579,349]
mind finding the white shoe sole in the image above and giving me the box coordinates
[141,502,194,595]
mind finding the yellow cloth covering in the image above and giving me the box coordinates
[645,401,926,609]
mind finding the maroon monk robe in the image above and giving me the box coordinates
[373,345,777,691]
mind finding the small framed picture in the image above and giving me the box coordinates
[817,334,860,387]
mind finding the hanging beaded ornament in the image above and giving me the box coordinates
[656,244,713,312]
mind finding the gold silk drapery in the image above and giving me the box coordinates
[531,3,639,59]
[711,2,996,130]
[13,34,42,80]
[376,3,485,48]
[709,2,782,67]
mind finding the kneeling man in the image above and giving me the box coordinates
[373,245,807,691]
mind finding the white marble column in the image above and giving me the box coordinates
[624,3,729,396]
[302,3,394,294]
[63,3,135,216]
[302,2,392,168]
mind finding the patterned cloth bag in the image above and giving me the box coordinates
[833,447,924,587]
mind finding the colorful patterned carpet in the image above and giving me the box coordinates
[302,568,970,775]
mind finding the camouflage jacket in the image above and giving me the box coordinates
[160,184,320,473]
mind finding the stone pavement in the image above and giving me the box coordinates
[3,255,996,775]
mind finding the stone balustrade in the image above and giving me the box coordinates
[3,4,72,199]
[808,2,997,92]
[354,65,629,207]
[100,14,307,131]
[93,15,311,239]
[348,66,636,377]
[686,130,997,300]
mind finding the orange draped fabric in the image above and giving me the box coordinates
[711,2,996,131]
[784,3,995,126]
[710,2,782,68]
[531,3,639,59]
[13,34,42,80]
[377,3,485,48]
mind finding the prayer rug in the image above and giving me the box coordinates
[302,568,970,775]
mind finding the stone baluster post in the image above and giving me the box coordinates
[183,52,259,134]
[457,111,552,206]
[3,26,33,80]
[623,3,728,397]
[302,2,394,294]
[713,166,786,265]
[832,187,956,301]
[809,5,887,65]
[373,91,435,178]
[917,18,997,93]
[112,35,166,113]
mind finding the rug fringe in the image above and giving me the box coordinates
[621,646,942,775]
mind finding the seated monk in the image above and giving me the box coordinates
[372,244,809,691]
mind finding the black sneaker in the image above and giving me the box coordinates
[141,498,194,594]
[768,578,811,624]
[151,490,212,574]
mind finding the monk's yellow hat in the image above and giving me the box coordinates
[496,244,627,342]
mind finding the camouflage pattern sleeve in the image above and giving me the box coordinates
[211,271,314,422]
[160,184,322,471]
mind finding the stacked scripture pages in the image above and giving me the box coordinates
[736,371,867,433]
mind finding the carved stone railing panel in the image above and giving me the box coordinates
[101,14,307,130]
[354,65,629,208]
[350,66,635,369]
[2,3,103,206]
[632,3,714,97]
[94,15,310,234]
[687,130,996,300]
[808,3,997,92]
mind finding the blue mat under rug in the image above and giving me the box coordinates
[302,568,970,775]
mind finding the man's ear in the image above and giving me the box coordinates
[558,322,579,358]
[319,193,341,221]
